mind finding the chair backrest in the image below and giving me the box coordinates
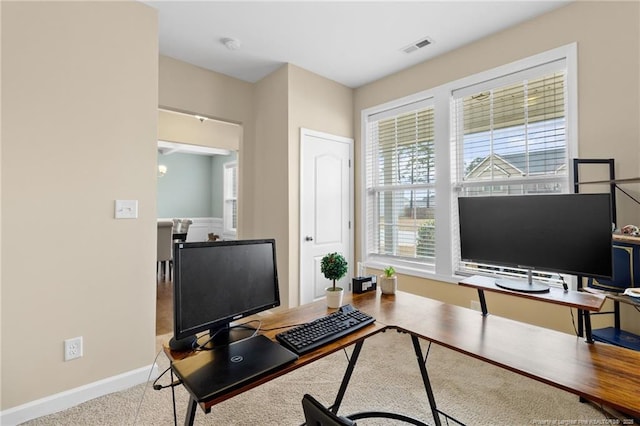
[301,394,356,426]
[157,220,174,262]
[172,218,194,234]
[178,218,193,233]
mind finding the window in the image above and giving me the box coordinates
[452,62,568,195]
[361,44,576,282]
[365,99,436,271]
[452,60,570,284]
[223,162,237,237]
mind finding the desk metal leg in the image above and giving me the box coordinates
[329,340,364,414]
[477,289,488,316]
[171,368,178,426]
[583,311,594,344]
[614,300,621,330]
[411,335,467,426]
[183,396,197,426]
[411,335,442,426]
[577,308,585,338]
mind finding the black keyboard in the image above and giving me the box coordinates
[275,304,375,355]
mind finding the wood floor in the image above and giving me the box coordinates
[156,275,173,336]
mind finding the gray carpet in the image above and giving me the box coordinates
[22,330,609,425]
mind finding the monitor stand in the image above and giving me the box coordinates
[168,324,258,351]
[168,335,198,351]
[202,323,258,349]
[495,269,550,293]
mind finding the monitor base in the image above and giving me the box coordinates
[168,335,198,351]
[199,324,258,349]
[495,278,550,293]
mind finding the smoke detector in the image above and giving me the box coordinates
[221,37,242,51]
[401,37,433,54]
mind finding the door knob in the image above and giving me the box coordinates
[305,236,314,241]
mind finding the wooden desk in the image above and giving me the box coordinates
[582,234,640,349]
[583,286,640,351]
[166,290,640,424]
[600,291,640,309]
[613,233,640,245]
[165,298,389,424]
[357,291,640,419]
[459,274,606,342]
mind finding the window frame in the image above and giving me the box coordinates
[360,43,577,285]
[364,97,437,273]
[223,161,238,239]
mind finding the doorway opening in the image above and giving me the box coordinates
[156,108,242,337]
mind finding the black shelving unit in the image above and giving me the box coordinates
[573,158,640,350]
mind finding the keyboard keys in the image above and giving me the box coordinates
[276,305,375,355]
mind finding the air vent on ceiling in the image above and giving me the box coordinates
[402,37,433,54]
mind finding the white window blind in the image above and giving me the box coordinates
[365,98,436,269]
[451,60,570,284]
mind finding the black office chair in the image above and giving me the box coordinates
[302,394,356,426]
[302,393,430,426]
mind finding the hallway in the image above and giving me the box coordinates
[156,278,173,336]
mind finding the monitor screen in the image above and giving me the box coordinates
[458,194,613,289]
[172,239,280,347]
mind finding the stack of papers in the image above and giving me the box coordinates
[623,288,640,298]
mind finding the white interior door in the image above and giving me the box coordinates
[300,128,353,305]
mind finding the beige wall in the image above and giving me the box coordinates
[158,56,253,126]
[356,1,640,334]
[287,64,354,306]
[158,56,255,238]
[158,62,354,309]
[1,0,158,411]
[158,109,240,151]
[252,66,291,304]
[370,268,618,335]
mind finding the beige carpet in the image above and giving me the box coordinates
[22,330,610,425]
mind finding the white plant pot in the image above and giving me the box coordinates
[379,275,397,294]
[325,287,344,308]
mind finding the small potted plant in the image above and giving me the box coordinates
[380,266,397,294]
[320,252,348,308]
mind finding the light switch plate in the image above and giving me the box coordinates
[115,200,138,219]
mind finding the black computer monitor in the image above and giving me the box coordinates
[458,193,613,293]
[171,239,280,350]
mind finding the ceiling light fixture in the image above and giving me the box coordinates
[194,115,208,122]
[221,37,241,51]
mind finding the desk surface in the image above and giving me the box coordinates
[459,274,606,311]
[165,297,387,411]
[613,233,640,245]
[584,286,640,308]
[166,290,640,419]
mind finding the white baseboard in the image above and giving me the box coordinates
[0,363,159,426]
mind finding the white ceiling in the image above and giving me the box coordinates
[144,1,570,89]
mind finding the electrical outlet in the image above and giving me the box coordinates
[64,336,83,361]
[470,300,481,311]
